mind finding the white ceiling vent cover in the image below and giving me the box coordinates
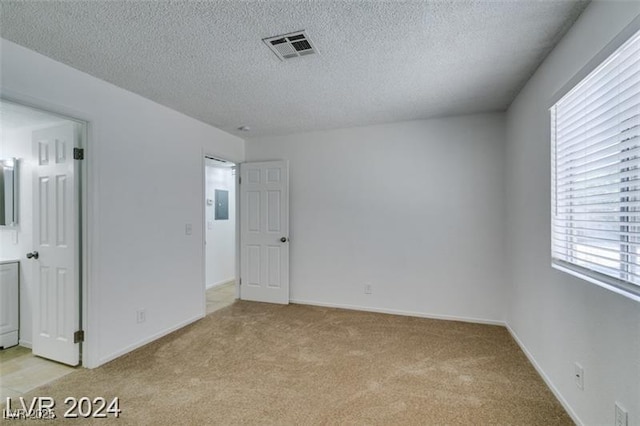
[263,31,317,61]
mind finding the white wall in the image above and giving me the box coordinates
[505,2,640,425]
[205,164,236,288]
[246,114,507,323]
[1,39,245,367]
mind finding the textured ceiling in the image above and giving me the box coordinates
[0,1,588,138]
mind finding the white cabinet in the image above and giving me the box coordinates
[0,261,19,348]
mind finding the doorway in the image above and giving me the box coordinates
[0,99,85,397]
[204,156,237,314]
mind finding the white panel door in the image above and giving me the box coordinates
[240,161,289,304]
[31,123,80,366]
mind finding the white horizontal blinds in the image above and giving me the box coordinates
[551,28,640,287]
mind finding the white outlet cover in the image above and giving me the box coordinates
[185,223,193,235]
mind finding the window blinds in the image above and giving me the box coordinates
[551,28,640,294]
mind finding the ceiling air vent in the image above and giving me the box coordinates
[263,31,317,61]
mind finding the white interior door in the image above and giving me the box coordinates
[31,122,80,366]
[240,161,289,304]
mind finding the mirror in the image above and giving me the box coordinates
[0,158,18,226]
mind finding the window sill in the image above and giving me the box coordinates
[551,261,640,303]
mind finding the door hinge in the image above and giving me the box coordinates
[74,330,85,343]
[239,176,242,184]
[239,278,242,285]
[73,148,84,160]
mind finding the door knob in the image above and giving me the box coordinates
[280,237,288,243]
[26,251,39,260]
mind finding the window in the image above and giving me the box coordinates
[551,27,640,300]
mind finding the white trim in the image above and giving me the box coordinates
[18,340,32,349]
[549,14,640,108]
[506,324,584,426]
[290,299,505,326]
[235,164,241,301]
[206,278,236,290]
[97,313,203,367]
[552,262,640,303]
[201,152,207,318]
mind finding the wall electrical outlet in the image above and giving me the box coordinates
[574,363,584,390]
[136,309,146,324]
[615,402,628,426]
[185,223,193,235]
[364,283,372,295]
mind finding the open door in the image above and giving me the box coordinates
[240,161,289,304]
[29,122,81,366]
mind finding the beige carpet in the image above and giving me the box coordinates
[7,302,571,424]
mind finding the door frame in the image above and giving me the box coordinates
[0,93,91,366]
[201,153,241,314]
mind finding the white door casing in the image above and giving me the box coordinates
[31,123,80,366]
[240,161,289,304]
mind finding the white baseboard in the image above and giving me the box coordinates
[505,324,583,426]
[206,277,236,290]
[289,299,506,326]
[96,313,204,367]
